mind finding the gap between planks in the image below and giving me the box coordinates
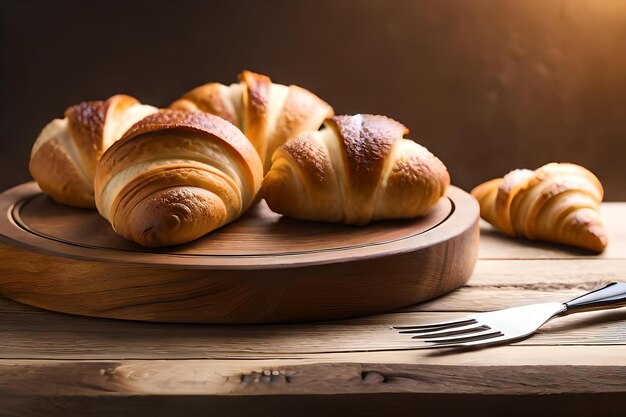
[2,344,626,365]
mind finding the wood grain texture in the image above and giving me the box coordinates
[1,182,461,265]
[0,202,624,358]
[2,354,626,397]
[1,352,625,417]
[17,192,451,256]
[0,200,625,415]
[1,295,625,359]
[0,182,479,323]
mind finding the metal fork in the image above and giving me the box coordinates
[394,282,626,349]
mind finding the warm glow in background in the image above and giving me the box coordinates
[1,0,625,198]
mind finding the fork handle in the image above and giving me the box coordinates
[562,282,626,315]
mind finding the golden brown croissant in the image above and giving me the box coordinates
[29,95,158,208]
[471,163,608,252]
[262,114,450,224]
[94,109,263,247]
[170,70,334,174]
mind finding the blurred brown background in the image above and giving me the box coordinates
[1,0,625,198]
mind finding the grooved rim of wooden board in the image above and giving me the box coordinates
[0,182,479,323]
[0,182,477,270]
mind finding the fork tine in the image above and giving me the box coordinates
[414,332,511,350]
[408,331,505,349]
[408,323,490,338]
[392,317,476,330]
[423,329,502,345]
[398,320,480,334]
[439,332,511,348]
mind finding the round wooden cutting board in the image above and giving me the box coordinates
[0,182,479,323]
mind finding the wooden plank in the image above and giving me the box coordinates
[469,259,626,288]
[478,203,626,260]
[1,292,625,359]
[2,348,626,416]
[403,287,593,311]
[1,348,626,397]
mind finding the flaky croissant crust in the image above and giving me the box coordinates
[170,70,334,174]
[262,114,450,224]
[94,110,263,247]
[471,163,608,252]
[29,95,157,208]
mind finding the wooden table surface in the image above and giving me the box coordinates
[1,204,625,417]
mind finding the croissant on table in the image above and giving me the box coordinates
[94,109,263,247]
[471,163,608,253]
[262,114,450,224]
[29,95,158,208]
[170,70,334,174]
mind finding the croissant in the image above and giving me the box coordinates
[262,114,450,224]
[94,109,263,247]
[471,163,608,252]
[170,70,334,174]
[28,95,157,208]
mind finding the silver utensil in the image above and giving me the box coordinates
[394,282,626,349]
